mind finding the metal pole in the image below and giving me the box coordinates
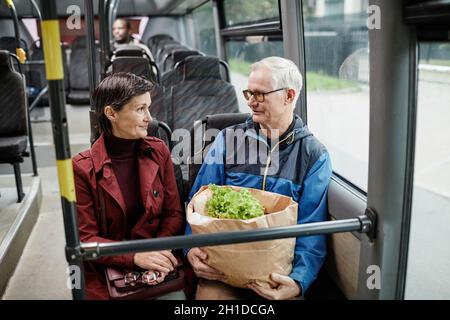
[29,0,42,21]
[99,0,110,81]
[40,0,85,300]
[81,217,370,259]
[212,0,225,60]
[85,0,99,144]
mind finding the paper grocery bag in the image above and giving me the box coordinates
[187,185,298,288]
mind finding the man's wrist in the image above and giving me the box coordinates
[294,280,302,297]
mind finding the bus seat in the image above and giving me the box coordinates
[109,50,165,124]
[186,113,249,197]
[112,56,159,83]
[146,119,185,209]
[167,56,239,131]
[161,50,201,87]
[0,50,29,202]
[154,39,181,63]
[111,45,159,84]
[162,49,201,74]
[67,36,99,105]
[148,83,167,125]
[147,34,173,53]
[157,44,189,71]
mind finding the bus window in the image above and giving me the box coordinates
[192,1,217,56]
[303,0,370,191]
[223,0,279,27]
[227,37,284,112]
[405,41,450,299]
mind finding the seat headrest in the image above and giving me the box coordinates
[183,56,221,80]
[172,50,200,65]
[205,113,250,131]
[150,34,173,42]
[114,45,148,58]
[0,50,13,71]
[112,56,152,81]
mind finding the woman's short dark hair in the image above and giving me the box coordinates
[92,72,153,136]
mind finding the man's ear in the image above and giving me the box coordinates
[104,105,117,122]
[285,88,296,105]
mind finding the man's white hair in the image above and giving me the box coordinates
[250,56,303,106]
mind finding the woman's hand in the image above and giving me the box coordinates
[133,250,178,274]
[187,248,226,281]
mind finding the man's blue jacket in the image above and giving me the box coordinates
[185,114,332,294]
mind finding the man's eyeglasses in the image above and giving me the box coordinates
[242,88,287,103]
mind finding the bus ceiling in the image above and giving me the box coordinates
[0,0,210,18]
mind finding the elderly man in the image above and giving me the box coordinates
[186,56,332,300]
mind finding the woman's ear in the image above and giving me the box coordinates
[104,105,117,122]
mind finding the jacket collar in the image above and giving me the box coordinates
[243,114,312,147]
[90,133,159,215]
[90,133,154,173]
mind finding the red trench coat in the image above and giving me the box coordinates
[73,134,184,299]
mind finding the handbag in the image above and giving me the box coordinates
[93,153,186,300]
[104,262,186,300]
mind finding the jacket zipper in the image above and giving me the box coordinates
[262,131,295,191]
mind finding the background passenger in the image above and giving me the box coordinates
[73,72,184,300]
[186,57,332,300]
[112,18,154,60]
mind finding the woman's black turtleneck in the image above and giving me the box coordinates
[105,134,144,238]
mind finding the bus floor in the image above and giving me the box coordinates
[1,166,72,299]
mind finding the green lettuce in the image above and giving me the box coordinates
[205,184,265,220]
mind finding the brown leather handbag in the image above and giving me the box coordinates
[94,163,186,300]
[104,263,186,300]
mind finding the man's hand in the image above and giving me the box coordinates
[187,248,226,281]
[247,273,301,300]
[133,250,177,274]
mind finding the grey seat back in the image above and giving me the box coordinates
[147,34,173,54]
[0,50,27,137]
[154,39,180,63]
[161,50,201,87]
[158,44,189,71]
[68,36,99,104]
[187,112,250,198]
[111,45,159,83]
[148,84,166,124]
[167,56,239,131]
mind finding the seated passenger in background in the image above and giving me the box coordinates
[112,18,154,60]
[73,72,184,300]
[186,57,332,300]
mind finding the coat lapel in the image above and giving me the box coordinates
[91,134,127,215]
[98,165,127,215]
[138,144,160,213]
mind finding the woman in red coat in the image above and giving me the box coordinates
[73,72,184,299]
